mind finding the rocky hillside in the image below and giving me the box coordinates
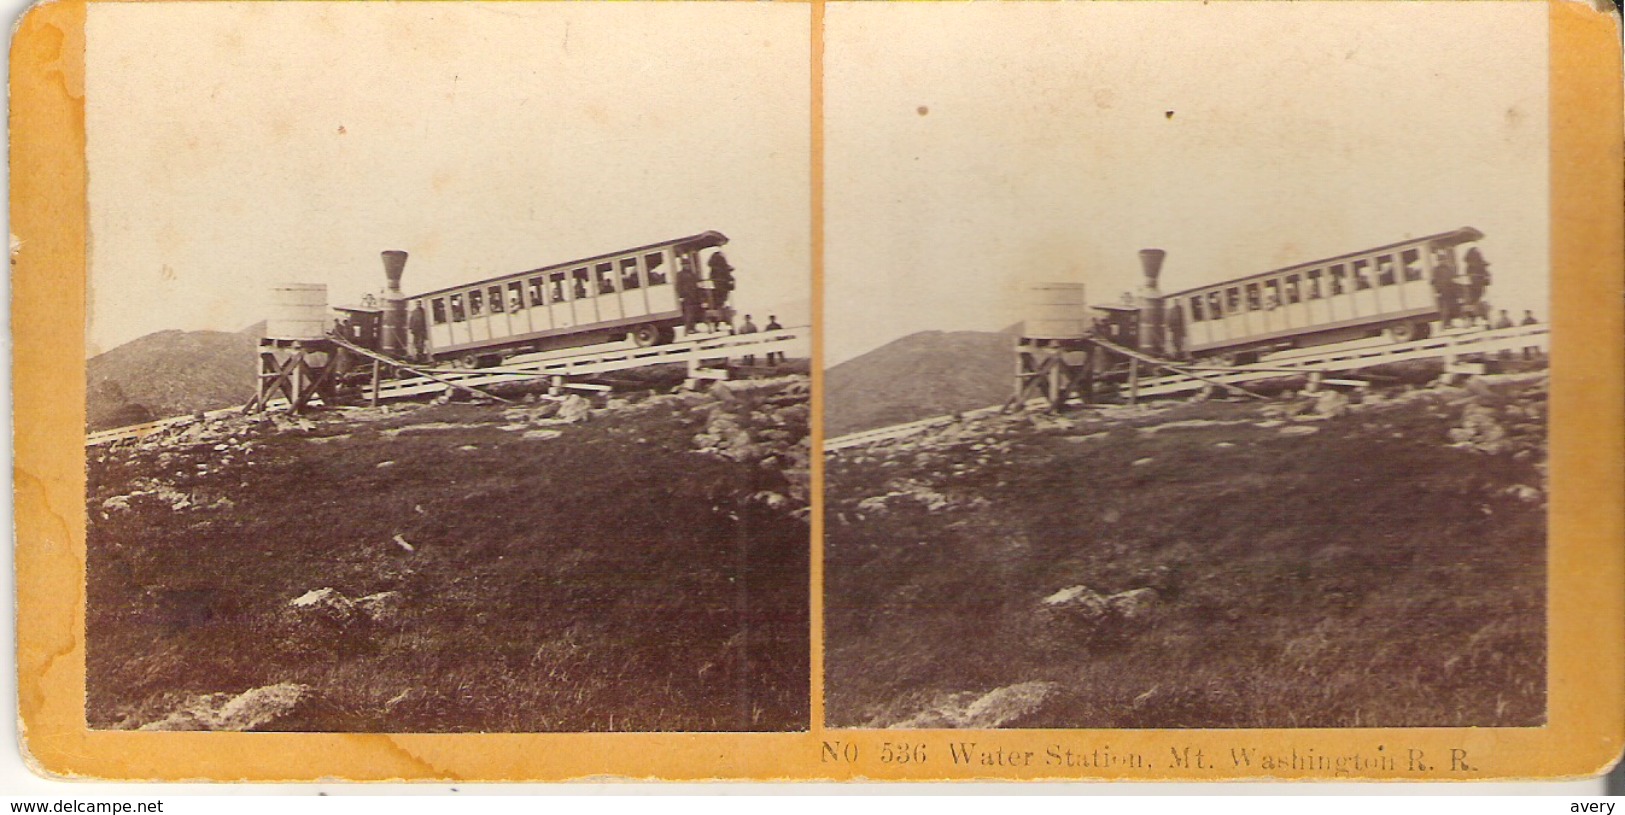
[87,323,264,431]
[824,371,1548,729]
[85,375,811,732]
[824,329,1015,438]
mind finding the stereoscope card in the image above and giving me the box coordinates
[12,0,1623,783]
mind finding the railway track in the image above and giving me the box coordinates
[86,327,810,448]
[823,324,1550,452]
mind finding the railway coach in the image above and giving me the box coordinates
[408,231,735,368]
[1158,227,1489,363]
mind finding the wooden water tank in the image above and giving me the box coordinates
[266,283,330,341]
[1025,282,1089,341]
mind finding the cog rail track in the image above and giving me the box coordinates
[86,327,810,448]
[824,324,1549,453]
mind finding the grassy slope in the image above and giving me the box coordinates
[824,379,1547,728]
[87,393,809,732]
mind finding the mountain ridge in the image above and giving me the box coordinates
[87,322,265,430]
[824,327,1019,437]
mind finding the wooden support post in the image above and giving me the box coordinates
[250,353,268,412]
[370,359,381,407]
[289,354,304,411]
[1012,338,1092,412]
[1012,336,1025,406]
[1128,358,1139,406]
[1047,357,1063,412]
[1080,344,1095,404]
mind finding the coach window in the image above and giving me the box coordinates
[1375,256,1397,286]
[621,258,642,290]
[1190,295,1205,322]
[1284,274,1302,304]
[1329,265,1347,295]
[528,277,547,306]
[550,272,568,302]
[1352,259,1372,290]
[1244,283,1261,311]
[572,268,590,300]
[1401,249,1423,282]
[1224,287,1240,314]
[1207,291,1223,319]
[431,298,448,324]
[596,262,617,295]
[507,282,525,312]
[450,293,465,322]
[1263,280,1281,310]
[644,253,667,285]
[1305,269,1323,299]
[489,286,505,313]
[469,289,485,316]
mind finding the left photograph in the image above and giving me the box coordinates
[82,2,812,732]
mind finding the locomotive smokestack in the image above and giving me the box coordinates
[380,250,409,357]
[1137,249,1167,356]
[381,250,409,293]
[1138,248,1166,290]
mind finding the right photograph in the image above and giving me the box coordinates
[822,2,1550,729]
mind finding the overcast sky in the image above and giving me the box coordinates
[86,2,810,356]
[85,2,1549,364]
[825,1,1549,365]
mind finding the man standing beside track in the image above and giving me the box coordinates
[1494,309,1514,360]
[1521,310,1541,360]
[739,313,759,365]
[765,315,784,364]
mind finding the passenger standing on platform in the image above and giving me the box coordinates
[708,251,736,315]
[1165,302,1186,360]
[1462,248,1492,319]
[676,258,702,335]
[408,300,428,361]
[739,313,759,365]
[1522,310,1541,359]
[1430,251,1461,326]
[765,315,784,363]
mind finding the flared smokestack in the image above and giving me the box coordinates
[1137,249,1167,356]
[381,250,409,293]
[1138,248,1166,290]
[380,250,409,357]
